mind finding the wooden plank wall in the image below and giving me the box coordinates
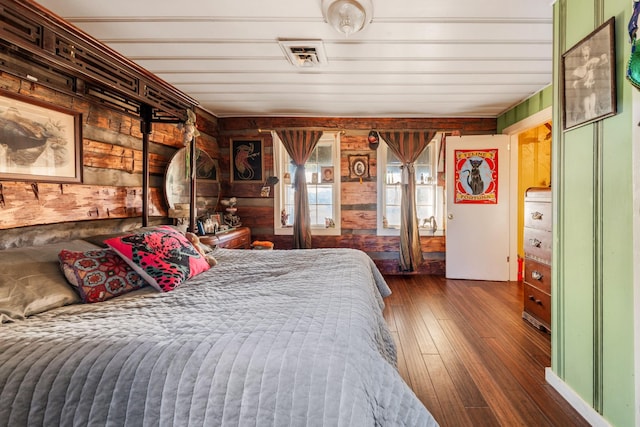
[0,71,499,276]
[0,72,219,241]
[217,117,497,275]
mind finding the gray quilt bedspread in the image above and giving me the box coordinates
[0,248,437,426]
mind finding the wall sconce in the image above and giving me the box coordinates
[321,0,373,37]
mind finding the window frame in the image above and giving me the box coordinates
[272,132,341,236]
[376,136,445,236]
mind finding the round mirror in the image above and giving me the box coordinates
[164,147,219,214]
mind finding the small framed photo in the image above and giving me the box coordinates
[348,154,370,180]
[321,166,334,183]
[231,138,263,182]
[562,17,616,130]
[0,90,82,182]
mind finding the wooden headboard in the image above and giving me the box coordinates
[0,0,219,244]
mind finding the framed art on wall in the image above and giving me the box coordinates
[562,17,616,130]
[231,139,263,182]
[348,154,369,180]
[321,166,334,183]
[0,90,82,183]
[453,149,498,204]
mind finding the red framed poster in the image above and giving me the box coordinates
[454,149,498,204]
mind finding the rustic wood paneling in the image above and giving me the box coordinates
[250,233,445,275]
[195,109,219,138]
[342,210,377,230]
[0,71,225,240]
[215,120,447,273]
[83,139,168,175]
[341,181,377,205]
[374,258,445,275]
[219,117,497,134]
[0,182,166,229]
[238,206,274,229]
[253,233,444,252]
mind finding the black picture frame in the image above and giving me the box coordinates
[562,17,617,131]
[0,90,82,183]
[231,138,263,182]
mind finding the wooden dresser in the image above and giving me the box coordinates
[199,227,251,249]
[522,187,552,333]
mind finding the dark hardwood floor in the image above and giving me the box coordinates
[382,275,589,427]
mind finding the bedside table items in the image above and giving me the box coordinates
[221,197,242,228]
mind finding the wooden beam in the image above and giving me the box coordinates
[219,117,497,135]
[0,181,166,229]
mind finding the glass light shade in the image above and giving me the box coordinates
[322,0,372,36]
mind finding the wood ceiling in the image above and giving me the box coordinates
[34,0,553,119]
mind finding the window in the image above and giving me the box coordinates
[377,134,444,235]
[273,132,341,235]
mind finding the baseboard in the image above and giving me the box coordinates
[545,368,612,427]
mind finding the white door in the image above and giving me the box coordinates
[445,134,510,280]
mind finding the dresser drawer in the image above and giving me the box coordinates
[218,232,250,249]
[523,283,551,327]
[524,201,551,231]
[524,258,551,295]
[523,227,551,263]
[199,227,251,249]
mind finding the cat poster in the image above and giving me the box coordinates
[453,149,498,204]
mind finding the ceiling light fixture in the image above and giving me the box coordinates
[321,0,373,37]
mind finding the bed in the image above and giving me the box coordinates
[0,233,438,426]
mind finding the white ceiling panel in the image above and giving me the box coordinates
[36,0,553,118]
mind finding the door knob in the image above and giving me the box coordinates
[447,213,454,220]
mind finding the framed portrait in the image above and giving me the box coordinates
[321,166,334,183]
[348,154,369,180]
[0,90,82,182]
[231,138,263,182]
[562,17,616,131]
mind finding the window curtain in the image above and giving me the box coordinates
[275,130,323,249]
[379,131,437,272]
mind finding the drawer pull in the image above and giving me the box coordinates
[531,211,544,220]
[531,270,543,280]
[529,238,542,248]
[528,295,543,305]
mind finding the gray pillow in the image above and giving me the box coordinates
[0,240,100,323]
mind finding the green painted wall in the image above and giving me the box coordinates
[501,1,636,425]
[553,0,634,425]
[497,85,553,132]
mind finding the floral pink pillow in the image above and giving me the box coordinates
[59,248,148,303]
[104,226,210,292]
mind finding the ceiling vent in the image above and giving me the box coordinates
[279,40,328,68]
